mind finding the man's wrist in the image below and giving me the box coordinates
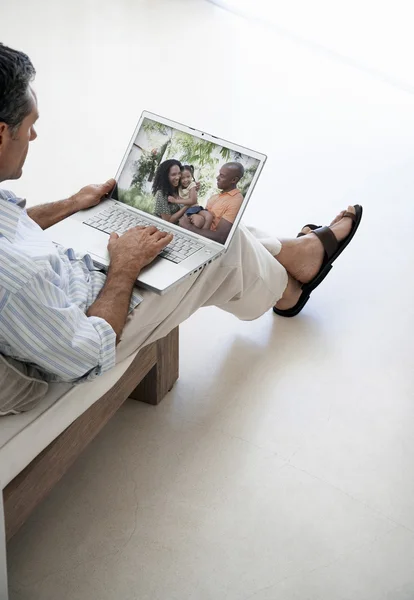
[108,257,143,284]
[69,193,82,213]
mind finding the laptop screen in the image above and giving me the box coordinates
[112,117,261,245]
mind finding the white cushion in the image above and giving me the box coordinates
[0,351,139,488]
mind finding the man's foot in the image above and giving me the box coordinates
[274,274,303,311]
[276,206,356,285]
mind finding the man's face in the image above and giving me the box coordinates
[216,166,237,191]
[0,88,38,182]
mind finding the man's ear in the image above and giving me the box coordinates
[0,123,8,152]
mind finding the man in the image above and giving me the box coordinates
[179,162,244,244]
[0,43,361,386]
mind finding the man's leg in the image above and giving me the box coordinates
[244,225,303,312]
[116,223,288,363]
[116,207,356,363]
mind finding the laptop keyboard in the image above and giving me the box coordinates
[83,206,204,264]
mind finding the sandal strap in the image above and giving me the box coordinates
[343,211,357,222]
[303,223,319,230]
[297,224,320,238]
[312,226,338,260]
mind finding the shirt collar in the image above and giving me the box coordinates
[220,188,239,197]
[0,190,26,242]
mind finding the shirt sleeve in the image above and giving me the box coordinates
[222,194,244,224]
[154,190,170,216]
[206,195,215,211]
[0,271,117,383]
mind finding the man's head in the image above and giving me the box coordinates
[0,44,38,182]
[216,162,245,192]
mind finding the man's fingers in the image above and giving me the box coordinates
[154,230,171,240]
[157,233,173,248]
[104,178,116,190]
[108,231,119,247]
[99,178,116,197]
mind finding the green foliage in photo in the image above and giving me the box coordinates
[117,188,156,214]
[239,165,257,197]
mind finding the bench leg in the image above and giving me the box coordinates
[0,494,8,600]
[129,327,179,405]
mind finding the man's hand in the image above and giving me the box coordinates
[108,226,173,280]
[72,179,116,211]
[88,226,172,344]
[27,178,116,230]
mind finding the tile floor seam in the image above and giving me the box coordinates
[286,462,414,535]
[213,428,290,461]
[202,417,296,462]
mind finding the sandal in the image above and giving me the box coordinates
[274,205,363,317]
[297,224,320,238]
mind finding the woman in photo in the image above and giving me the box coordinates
[152,159,195,224]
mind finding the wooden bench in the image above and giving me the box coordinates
[0,327,179,599]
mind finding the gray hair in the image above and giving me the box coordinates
[0,44,36,135]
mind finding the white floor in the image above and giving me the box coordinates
[4,1,414,598]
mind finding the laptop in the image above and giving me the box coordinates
[46,111,267,294]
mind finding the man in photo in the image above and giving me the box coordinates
[179,162,245,244]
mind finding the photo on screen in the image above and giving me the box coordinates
[113,118,260,243]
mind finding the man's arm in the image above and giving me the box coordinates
[179,215,232,244]
[27,179,115,230]
[200,210,214,230]
[86,264,136,344]
[27,196,81,230]
[87,227,173,343]
[0,226,172,383]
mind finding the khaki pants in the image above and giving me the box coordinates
[116,225,288,363]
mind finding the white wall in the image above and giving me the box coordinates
[209,0,414,90]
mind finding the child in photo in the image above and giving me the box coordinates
[186,205,214,230]
[178,165,198,204]
[178,165,214,230]
[168,164,198,207]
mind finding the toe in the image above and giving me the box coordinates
[329,205,356,243]
[329,210,346,226]
[345,205,356,218]
[297,225,313,238]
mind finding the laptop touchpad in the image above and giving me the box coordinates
[45,219,110,261]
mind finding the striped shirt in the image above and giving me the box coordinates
[0,190,142,383]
